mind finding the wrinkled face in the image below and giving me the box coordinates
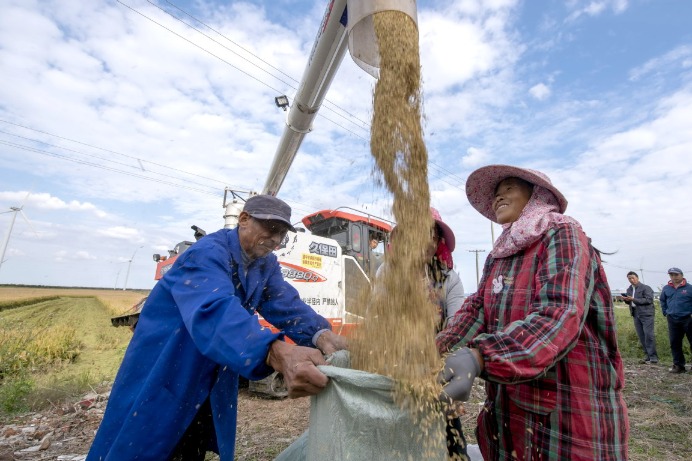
[669,272,684,285]
[493,177,534,224]
[627,274,639,285]
[238,212,289,259]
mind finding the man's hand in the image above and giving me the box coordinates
[266,340,329,398]
[315,330,348,355]
[621,296,633,302]
[438,347,483,403]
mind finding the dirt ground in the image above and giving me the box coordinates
[0,386,309,461]
[2,361,690,460]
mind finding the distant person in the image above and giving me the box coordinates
[87,195,346,461]
[437,165,629,461]
[370,236,379,250]
[659,267,692,374]
[621,271,658,364]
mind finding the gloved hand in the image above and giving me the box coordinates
[438,347,481,403]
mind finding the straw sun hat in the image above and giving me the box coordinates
[465,165,568,223]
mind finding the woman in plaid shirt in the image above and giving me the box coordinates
[437,165,629,461]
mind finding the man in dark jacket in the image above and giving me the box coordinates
[660,267,692,374]
[622,271,658,364]
[87,195,346,461]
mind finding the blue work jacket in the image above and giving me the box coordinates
[87,228,331,460]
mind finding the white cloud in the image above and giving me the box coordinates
[461,147,489,167]
[54,249,98,263]
[629,45,692,81]
[419,0,519,94]
[74,250,98,261]
[97,226,141,241]
[529,83,551,100]
[0,192,109,218]
[6,248,25,258]
[566,0,629,21]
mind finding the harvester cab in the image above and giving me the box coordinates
[302,208,391,277]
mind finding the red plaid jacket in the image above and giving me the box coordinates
[437,223,629,461]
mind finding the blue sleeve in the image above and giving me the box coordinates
[659,289,667,315]
[258,262,332,347]
[166,240,280,381]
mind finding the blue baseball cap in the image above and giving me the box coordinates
[668,267,683,275]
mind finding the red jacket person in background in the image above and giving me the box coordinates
[659,267,692,374]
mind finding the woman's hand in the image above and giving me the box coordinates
[439,347,483,403]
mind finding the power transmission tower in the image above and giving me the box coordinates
[468,249,486,288]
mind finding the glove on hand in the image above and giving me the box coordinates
[439,347,481,403]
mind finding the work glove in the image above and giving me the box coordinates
[438,347,481,403]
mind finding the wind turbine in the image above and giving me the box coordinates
[114,267,122,290]
[122,245,144,291]
[0,193,36,276]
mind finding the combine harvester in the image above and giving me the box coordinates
[112,0,416,397]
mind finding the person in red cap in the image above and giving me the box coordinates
[436,165,628,461]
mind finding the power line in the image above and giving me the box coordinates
[0,134,318,222]
[0,140,223,197]
[0,130,230,194]
[116,0,365,139]
[158,0,371,131]
[0,119,253,192]
[118,0,464,188]
[601,260,671,276]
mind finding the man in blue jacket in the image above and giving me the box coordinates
[660,267,692,374]
[87,195,346,461]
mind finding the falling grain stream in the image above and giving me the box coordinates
[350,10,448,458]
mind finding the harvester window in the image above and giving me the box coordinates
[351,224,362,253]
[328,230,349,249]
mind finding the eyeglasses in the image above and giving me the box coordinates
[251,217,289,236]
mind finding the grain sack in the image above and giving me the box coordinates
[274,351,446,461]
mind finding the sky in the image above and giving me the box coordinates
[1,0,691,294]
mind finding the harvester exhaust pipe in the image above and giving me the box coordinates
[223,187,254,229]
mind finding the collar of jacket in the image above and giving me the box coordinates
[668,278,688,288]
